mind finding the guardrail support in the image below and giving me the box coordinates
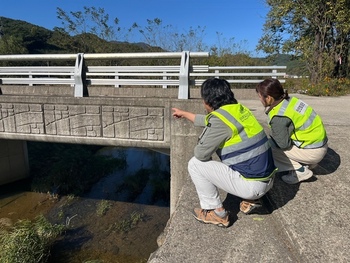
[178,51,190,99]
[74,53,88,97]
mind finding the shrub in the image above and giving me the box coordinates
[284,77,350,96]
[306,77,350,96]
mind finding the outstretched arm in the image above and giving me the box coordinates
[172,107,196,123]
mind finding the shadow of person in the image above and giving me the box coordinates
[312,147,341,176]
[222,192,271,224]
[261,146,340,213]
[222,194,240,226]
[219,147,340,222]
[262,175,300,212]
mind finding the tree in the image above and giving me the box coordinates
[131,18,208,52]
[257,0,350,83]
[56,6,120,52]
[210,32,251,57]
[57,6,118,41]
[0,35,27,55]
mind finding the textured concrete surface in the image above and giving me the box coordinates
[149,94,350,263]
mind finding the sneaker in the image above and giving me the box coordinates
[281,166,313,184]
[240,199,262,214]
[193,208,229,228]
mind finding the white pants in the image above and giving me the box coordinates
[271,141,328,172]
[188,157,274,210]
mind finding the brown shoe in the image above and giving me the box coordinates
[193,208,229,228]
[240,199,262,214]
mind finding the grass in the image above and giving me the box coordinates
[0,215,65,263]
[96,200,112,217]
[107,211,145,234]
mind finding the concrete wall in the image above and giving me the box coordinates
[0,140,29,185]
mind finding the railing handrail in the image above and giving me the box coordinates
[0,52,209,61]
[209,65,287,70]
[0,52,287,99]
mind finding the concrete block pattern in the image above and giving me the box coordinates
[0,103,164,142]
[0,103,44,133]
[102,106,164,140]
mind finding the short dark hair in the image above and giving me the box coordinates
[201,78,237,110]
[256,78,289,100]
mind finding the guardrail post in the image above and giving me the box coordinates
[272,66,277,79]
[178,51,190,99]
[215,69,219,79]
[74,53,88,97]
[163,71,167,89]
[115,64,120,88]
[29,70,33,86]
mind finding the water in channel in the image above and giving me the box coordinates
[0,147,170,263]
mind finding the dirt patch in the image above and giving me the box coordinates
[0,191,57,223]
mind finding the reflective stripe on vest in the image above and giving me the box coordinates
[268,97,327,149]
[208,104,275,180]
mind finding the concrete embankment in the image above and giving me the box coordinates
[149,94,350,263]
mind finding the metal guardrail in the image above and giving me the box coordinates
[0,52,286,99]
[191,66,287,86]
[0,51,208,99]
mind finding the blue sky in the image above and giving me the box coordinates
[1,0,269,56]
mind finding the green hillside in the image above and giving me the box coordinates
[0,16,159,55]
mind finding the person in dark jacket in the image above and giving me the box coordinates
[256,78,328,184]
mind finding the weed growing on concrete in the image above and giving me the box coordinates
[58,210,64,220]
[108,211,145,234]
[96,199,112,217]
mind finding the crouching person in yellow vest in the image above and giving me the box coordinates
[256,78,328,185]
[172,78,277,228]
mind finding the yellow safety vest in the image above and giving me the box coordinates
[207,103,276,180]
[268,97,327,148]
